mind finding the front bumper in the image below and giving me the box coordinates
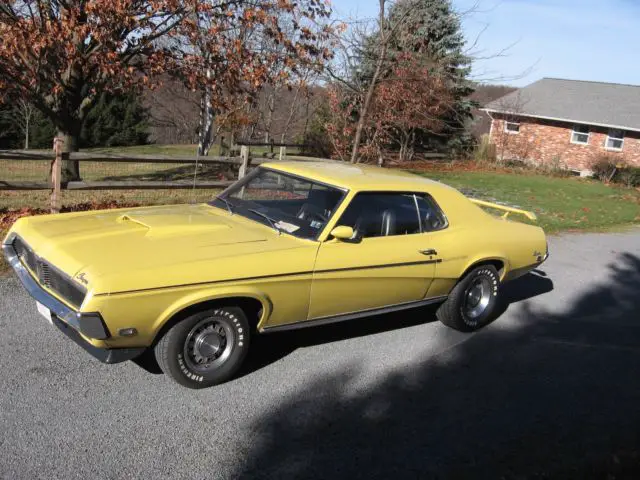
[2,238,144,364]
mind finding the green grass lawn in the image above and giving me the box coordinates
[415,170,640,234]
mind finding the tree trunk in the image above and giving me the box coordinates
[59,130,81,182]
[398,129,415,162]
[264,90,276,144]
[197,70,215,156]
[24,111,30,150]
[350,0,388,164]
[281,81,304,144]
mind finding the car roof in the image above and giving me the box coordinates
[261,161,454,193]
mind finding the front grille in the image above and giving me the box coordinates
[39,261,51,286]
[12,237,86,308]
[13,237,38,273]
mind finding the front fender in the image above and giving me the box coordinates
[87,285,274,349]
[151,286,273,336]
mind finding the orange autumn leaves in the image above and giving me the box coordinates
[326,54,453,162]
[0,1,333,129]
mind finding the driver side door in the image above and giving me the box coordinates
[308,192,438,320]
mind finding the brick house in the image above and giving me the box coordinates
[482,78,640,173]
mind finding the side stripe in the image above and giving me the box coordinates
[94,259,442,296]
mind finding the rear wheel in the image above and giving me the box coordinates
[155,306,250,389]
[436,265,500,332]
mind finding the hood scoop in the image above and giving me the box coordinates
[119,214,152,229]
[117,212,231,237]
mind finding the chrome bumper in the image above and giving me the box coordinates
[3,237,145,363]
[2,236,109,340]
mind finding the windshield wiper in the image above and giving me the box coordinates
[216,196,235,215]
[248,209,282,235]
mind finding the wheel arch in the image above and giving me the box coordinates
[461,256,509,281]
[150,289,271,346]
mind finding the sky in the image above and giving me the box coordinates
[335,0,640,86]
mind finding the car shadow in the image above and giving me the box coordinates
[232,253,640,479]
[238,271,554,379]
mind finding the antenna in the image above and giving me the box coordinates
[191,148,200,204]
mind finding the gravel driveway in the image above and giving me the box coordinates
[1,228,639,479]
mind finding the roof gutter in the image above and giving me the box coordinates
[480,108,640,134]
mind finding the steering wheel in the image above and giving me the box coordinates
[297,203,328,223]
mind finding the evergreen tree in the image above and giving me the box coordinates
[30,112,57,149]
[81,92,149,148]
[0,103,20,149]
[0,92,149,150]
[388,0,475,153]
[354,0,475,156]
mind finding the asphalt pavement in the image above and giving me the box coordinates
[1,228,640,479]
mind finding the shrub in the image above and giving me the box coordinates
[591,155,622,182]
[615,166,640,188]
[590,155,640,187]
[538,155,573,178]
[474,134,496,163]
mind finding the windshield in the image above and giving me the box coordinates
[210,167,346,240]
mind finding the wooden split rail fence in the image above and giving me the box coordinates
[0,140,447,212]
[0,140,322,212]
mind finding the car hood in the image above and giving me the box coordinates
[7,204,315,294]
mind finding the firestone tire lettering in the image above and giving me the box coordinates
[154,306,251,389]
[436,264,501,332]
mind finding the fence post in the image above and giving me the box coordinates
[51,137,62,213]
[238,145,251,179]
[269,139,274,157]
[279,146,287,161]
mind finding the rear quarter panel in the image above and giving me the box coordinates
[423,186,546,297]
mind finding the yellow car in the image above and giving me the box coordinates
[3,162,547,388]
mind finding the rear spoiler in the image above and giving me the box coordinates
[470,199,537,221]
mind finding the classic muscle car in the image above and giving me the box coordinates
[3,162,548,388]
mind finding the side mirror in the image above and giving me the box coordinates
[330,225,355,241]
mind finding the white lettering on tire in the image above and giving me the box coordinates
[178,309,248,383]
[476,268,499,295]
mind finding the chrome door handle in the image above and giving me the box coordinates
[420,249,438,256]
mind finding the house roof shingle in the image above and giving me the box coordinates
[483,78,640,132]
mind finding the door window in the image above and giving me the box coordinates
[337,193,421,238]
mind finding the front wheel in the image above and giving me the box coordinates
[436,265,500,332]
[154,307,250,389]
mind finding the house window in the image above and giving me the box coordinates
[605,129,625,151]
[570,124,590,145]
[504,122,520,134]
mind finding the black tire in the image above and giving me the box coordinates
[154,306,250,389]
[436,265,500,332]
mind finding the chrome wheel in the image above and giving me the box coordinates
[183,318,235,373]
[462,277,492,320]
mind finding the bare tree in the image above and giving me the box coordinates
[12,99,37,149]
[279,69,320,143]
[349,0,391,164]
[186,3,332,156]
[325,1,421,163]
[144,79,200,144]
